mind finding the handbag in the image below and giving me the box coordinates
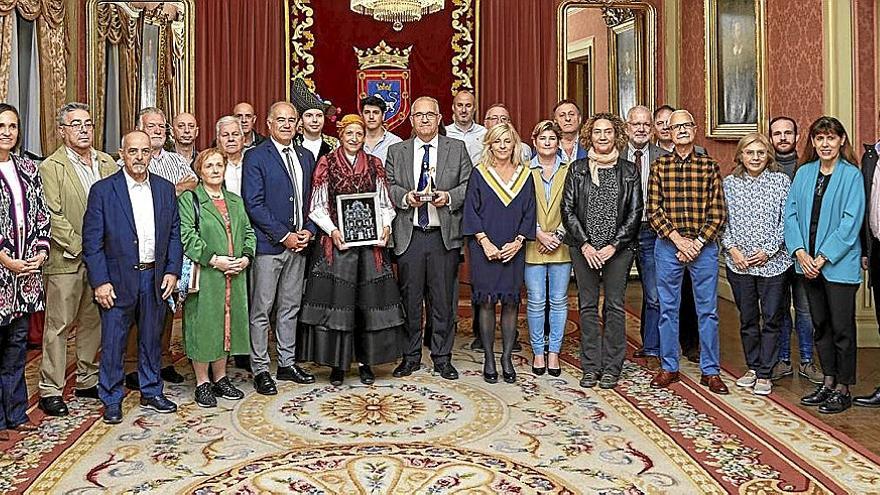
[177,191,202,299]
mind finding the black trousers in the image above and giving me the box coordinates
[869,238,880,330]
[398,229,459,366]
[804,275,859,385]
[727,271,785,379]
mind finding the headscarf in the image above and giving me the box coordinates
[336,114,366,136]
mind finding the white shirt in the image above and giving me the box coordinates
[271,138,304,230]
[445,122,486,166]
[123,168,156,263]
[0,160,25,257]
[364,129,403,164]
[411,134,441,227]
[224,157,243,196]
[301,135,323,162]
[627,143,650,221]
[116,148,194,185]
[65,146,101,195]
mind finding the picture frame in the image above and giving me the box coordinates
[609,17,642,119]
[704,0,767,139]
[336,192,382,247]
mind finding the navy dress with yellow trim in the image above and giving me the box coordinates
[463,164,537,304]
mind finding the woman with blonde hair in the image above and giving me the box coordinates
[722,132,791,396]
[464,123,536,384]
[562,112,641,389]
[524,120,570,376]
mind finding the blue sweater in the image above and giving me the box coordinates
[784,159,865,284]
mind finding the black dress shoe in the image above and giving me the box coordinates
[329,368,345,386]
[74,386,99,399]
[512,341,522,352]
[470,338,484,351]
[358,365,375,385]
[38,396,69,417]
[277,364,316,384]
[392,361,420,378]
[801,385,834,406]
[854,387,880,407]
[140,394,177,413]
[253,371,277,395]
[818,390,852,414]
[161,366,185,384]
[103,404,123,424]
[434,362,459,380]
[125,372,140,390]
[633,347,647,358]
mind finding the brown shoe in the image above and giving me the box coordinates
[700,374,730,395]
[645,356,661,371]
[650,370,680,388]
[633,347,647,358]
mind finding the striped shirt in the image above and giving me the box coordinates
[647,150,726,241]
[65,146,100,195]
[117,148,194,184]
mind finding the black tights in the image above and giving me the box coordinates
[479,301,518,376]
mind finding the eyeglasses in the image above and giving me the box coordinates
[273,117,298,126]
[668,122,696,132]
[61,120,95,131]
[485,115,510,123]
[412,112,438,121]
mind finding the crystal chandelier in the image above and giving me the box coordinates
[351,0,445,31]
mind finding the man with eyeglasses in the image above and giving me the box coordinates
[36,102,117,417]
[647,109,729,395]
[242,101,318,395]
[386,96,472,381]
[553,99,586,163]
[233,102,266,150]
[484,103,532,162]
[169,112,199,167]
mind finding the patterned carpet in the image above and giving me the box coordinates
[5,310,880,494]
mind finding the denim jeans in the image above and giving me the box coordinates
[777,267,814,362]
[655,238,721,374]
[727,270,785,379]
[524,262,571,354]
[637,226,660,356]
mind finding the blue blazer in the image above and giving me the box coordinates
[784,159,865,284]
[82,170,183,306]
[242,138,317,255]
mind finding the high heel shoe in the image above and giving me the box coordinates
[548,367,561,377]
[532,365,546,375]
[502,370,517,383]
[483,369,498,384]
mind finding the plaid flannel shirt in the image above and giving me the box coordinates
[647,150,726,241]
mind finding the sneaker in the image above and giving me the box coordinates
[212,376,245,400]
[735,370,757,388]
[753,378,772,396]
[579,371,599,389]
[771,360,793,381]
[194,383,217,408]
[798,361,824,384]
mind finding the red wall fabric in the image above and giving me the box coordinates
[194,0,286,150]
[855,0,877,148]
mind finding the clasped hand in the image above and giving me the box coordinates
[211,255,250,275]
[581,243,616,269]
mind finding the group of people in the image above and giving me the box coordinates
[1,84,880,433]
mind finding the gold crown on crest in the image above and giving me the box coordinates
[354,40,412,70]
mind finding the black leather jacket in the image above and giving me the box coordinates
[561,156,643,251]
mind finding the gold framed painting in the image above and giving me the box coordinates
[609,17,643,119]
[704,0,767,139]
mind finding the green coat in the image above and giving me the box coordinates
[178,185,256,362]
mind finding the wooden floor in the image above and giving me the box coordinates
[623,284,880,457]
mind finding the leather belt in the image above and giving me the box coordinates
[134,262,156,271]
[414,226,440,233]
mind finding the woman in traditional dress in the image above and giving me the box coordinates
[298,114,405,386]
[178,148,255,408]
[0,103,50,437]
[463,123,536,384]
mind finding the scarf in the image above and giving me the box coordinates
[587,147,619,186]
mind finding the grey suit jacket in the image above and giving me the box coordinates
[385,135,472,256]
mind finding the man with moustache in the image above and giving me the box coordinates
[625,105,668,372]
[445,90,486,165]
[233,102,266,150]
[361,95,402,164]
[768,116,820,383]
[553,99,586,163]
[291,78,338,162]
[37,103,117,417]
[647,110,729,395]
[386,96,472,380]
[169,112,199,166]
[83,130,182,424]
[242,101,317,395]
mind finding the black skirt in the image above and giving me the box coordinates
[297,244,405,369]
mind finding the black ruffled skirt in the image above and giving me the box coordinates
[297,244,405,370]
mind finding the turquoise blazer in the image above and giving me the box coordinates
[784,159,865,284]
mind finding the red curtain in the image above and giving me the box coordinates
[194,0,286,150]
[479,0,558,138]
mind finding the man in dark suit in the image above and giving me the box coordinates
[233,102,267,150]
[385,96,472,380]
[82,130,182,424]
[242,101,317,395]
[855,135,880,406]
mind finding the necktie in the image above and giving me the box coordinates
[282,147,300,230]
[634,149,643,177]
[417,144,431,228]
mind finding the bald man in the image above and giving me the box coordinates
[445,90,486,165]
[170,112,199,166]
[233,102,267,149]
